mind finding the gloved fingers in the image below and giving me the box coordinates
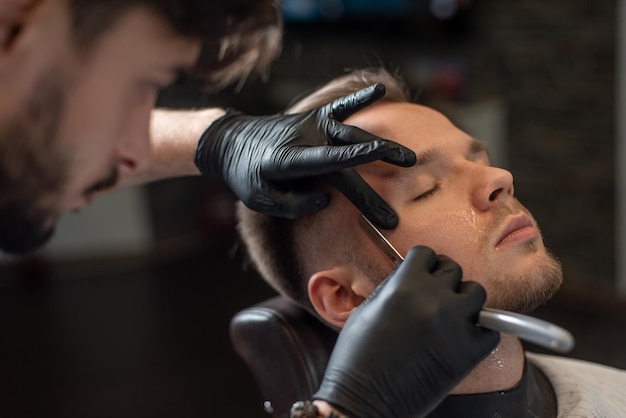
[246,188,330,219]
[330,83,386,122]
[455,280,489,321]
[429,254,464,290]
[265,142,387,180]
[329,123,416,167]
[404,246,438,272]
[325,169,398,229]
[456,280,501,358]
[374,246,438,294]
[455,287,501,358]
[457,280,488,305]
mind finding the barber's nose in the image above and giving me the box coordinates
[472,166,514,211]
[115,102,153,173]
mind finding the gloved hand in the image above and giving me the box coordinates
[194,84,416,229]
[314,246,500,418]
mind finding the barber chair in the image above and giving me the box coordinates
[229,295,338,417]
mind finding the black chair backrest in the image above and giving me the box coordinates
[229,296,338,417]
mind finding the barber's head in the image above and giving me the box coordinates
[236,68,563,328]
[0,0,281,253]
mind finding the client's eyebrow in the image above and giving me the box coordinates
[414,147,442,166]
[469,138,490,157]
[413,138,487,166]
[389,138,491,191]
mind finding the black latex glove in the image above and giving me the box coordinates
[314,246,500,418]
[194,84,416,229]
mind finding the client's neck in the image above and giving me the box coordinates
[449,333,525,394]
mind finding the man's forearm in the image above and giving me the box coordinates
[116,107,226,188]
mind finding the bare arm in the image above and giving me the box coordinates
[116,108,225,188]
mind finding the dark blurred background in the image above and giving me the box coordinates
[1,1,626,416]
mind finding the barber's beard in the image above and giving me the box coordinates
[0,72,67,254]
[485,244,563,314]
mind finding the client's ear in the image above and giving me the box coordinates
[308,267,369,329]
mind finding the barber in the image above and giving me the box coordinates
[0,1,499,417]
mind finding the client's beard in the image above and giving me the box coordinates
[487,245,564,314]
[0,71,66,254]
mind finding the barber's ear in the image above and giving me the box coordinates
[308,267,368,329]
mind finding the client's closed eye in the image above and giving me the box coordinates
[414,183,440,201]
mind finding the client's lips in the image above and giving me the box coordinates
[495,214,538,249]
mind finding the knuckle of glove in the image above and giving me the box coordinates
[246,193,282,218]
[239,174,279,214]
[462,280,487,302]
[331,102,346,119]
[432,258,463,283]
[405,245,437,266]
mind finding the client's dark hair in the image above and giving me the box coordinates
[236,68,411,308]
[69,0,282,90]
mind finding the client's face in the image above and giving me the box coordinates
[345,102,562,313]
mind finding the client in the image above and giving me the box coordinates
[237,68,626,417]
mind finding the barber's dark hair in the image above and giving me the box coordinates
[236,68,411,308]
[69,0,282,90]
